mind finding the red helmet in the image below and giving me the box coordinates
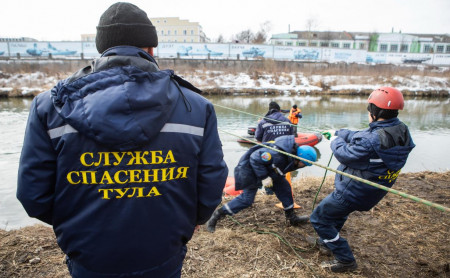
[368,87,404,110]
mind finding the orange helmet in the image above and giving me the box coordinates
[368,87,404,110]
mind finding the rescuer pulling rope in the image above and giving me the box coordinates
[206,135,317,232]
[310,87,415,273]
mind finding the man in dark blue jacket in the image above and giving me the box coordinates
[310,87,415,273]
[255,101,294,194]
[206,135,317,232]
[255,101,294,143]
[16,3,228,278]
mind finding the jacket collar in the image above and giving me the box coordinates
[93,46,159,73]
[369,117,400,129]
[64,46,160,87]
[101,46,158,64]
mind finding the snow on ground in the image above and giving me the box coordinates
[181,71,449,94]
[0,72,59,95]
[0,70,449,96]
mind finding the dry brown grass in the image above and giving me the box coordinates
[1,171,448,278]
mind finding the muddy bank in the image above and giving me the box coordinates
[1,171,448,278]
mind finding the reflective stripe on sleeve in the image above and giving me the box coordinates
[160,123,204,137]
[271,164,284,175]
[370,158,383,163]
[47,124,78,139]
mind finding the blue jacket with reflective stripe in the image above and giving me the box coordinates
[331,118,415,211]
[255,110,293,142]
[17,46,228,277]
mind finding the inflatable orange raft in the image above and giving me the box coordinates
[237,132,322,147]
[223,177,243,197]
[223,174,300,209]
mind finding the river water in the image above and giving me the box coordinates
[1,95,449,230]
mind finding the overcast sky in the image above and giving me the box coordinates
[1,0,449,41]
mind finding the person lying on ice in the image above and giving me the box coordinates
[310,87,415,273]
[207,135,317,232]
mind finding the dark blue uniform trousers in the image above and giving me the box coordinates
[223,175,295,215]
[310,190,356,263]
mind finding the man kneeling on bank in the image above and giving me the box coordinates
[207,135,317,232]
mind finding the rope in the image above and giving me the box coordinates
[219,128,450,213]
[226,215,319,277]
[311,153,334,212]
[213,103,319,133]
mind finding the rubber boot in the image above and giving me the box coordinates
[320,259,358,273]
[206,208,226,233]
[285,208,309,226]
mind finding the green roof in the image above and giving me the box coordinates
[271,33,298,39]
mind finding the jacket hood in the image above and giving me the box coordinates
[51,46,180,151]
[273,135,296,153]
[370,118,415,170]
[264,111,288,124]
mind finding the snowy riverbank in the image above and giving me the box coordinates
[1,68,449,97]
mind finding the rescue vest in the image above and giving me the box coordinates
[288,108,301,124]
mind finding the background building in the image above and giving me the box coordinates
[271,31,368,50]
[150,17,207,43]
[80,17,208,44]
[270,31,450,54]
[370,33,450,53]
[0,37,37,42]
[80,34,95,42]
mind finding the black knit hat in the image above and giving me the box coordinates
[96,2,158,54]
[269,101,281,111]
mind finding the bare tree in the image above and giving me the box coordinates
[233,29,254,44]
[260,21,272,34]
[252,31,266,44]
[305,17,319,46]
[251,21,272,44]
[216,34,225,43]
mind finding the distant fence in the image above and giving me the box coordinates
[1,41,449,66]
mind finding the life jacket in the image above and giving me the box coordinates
[288,108,301,124]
